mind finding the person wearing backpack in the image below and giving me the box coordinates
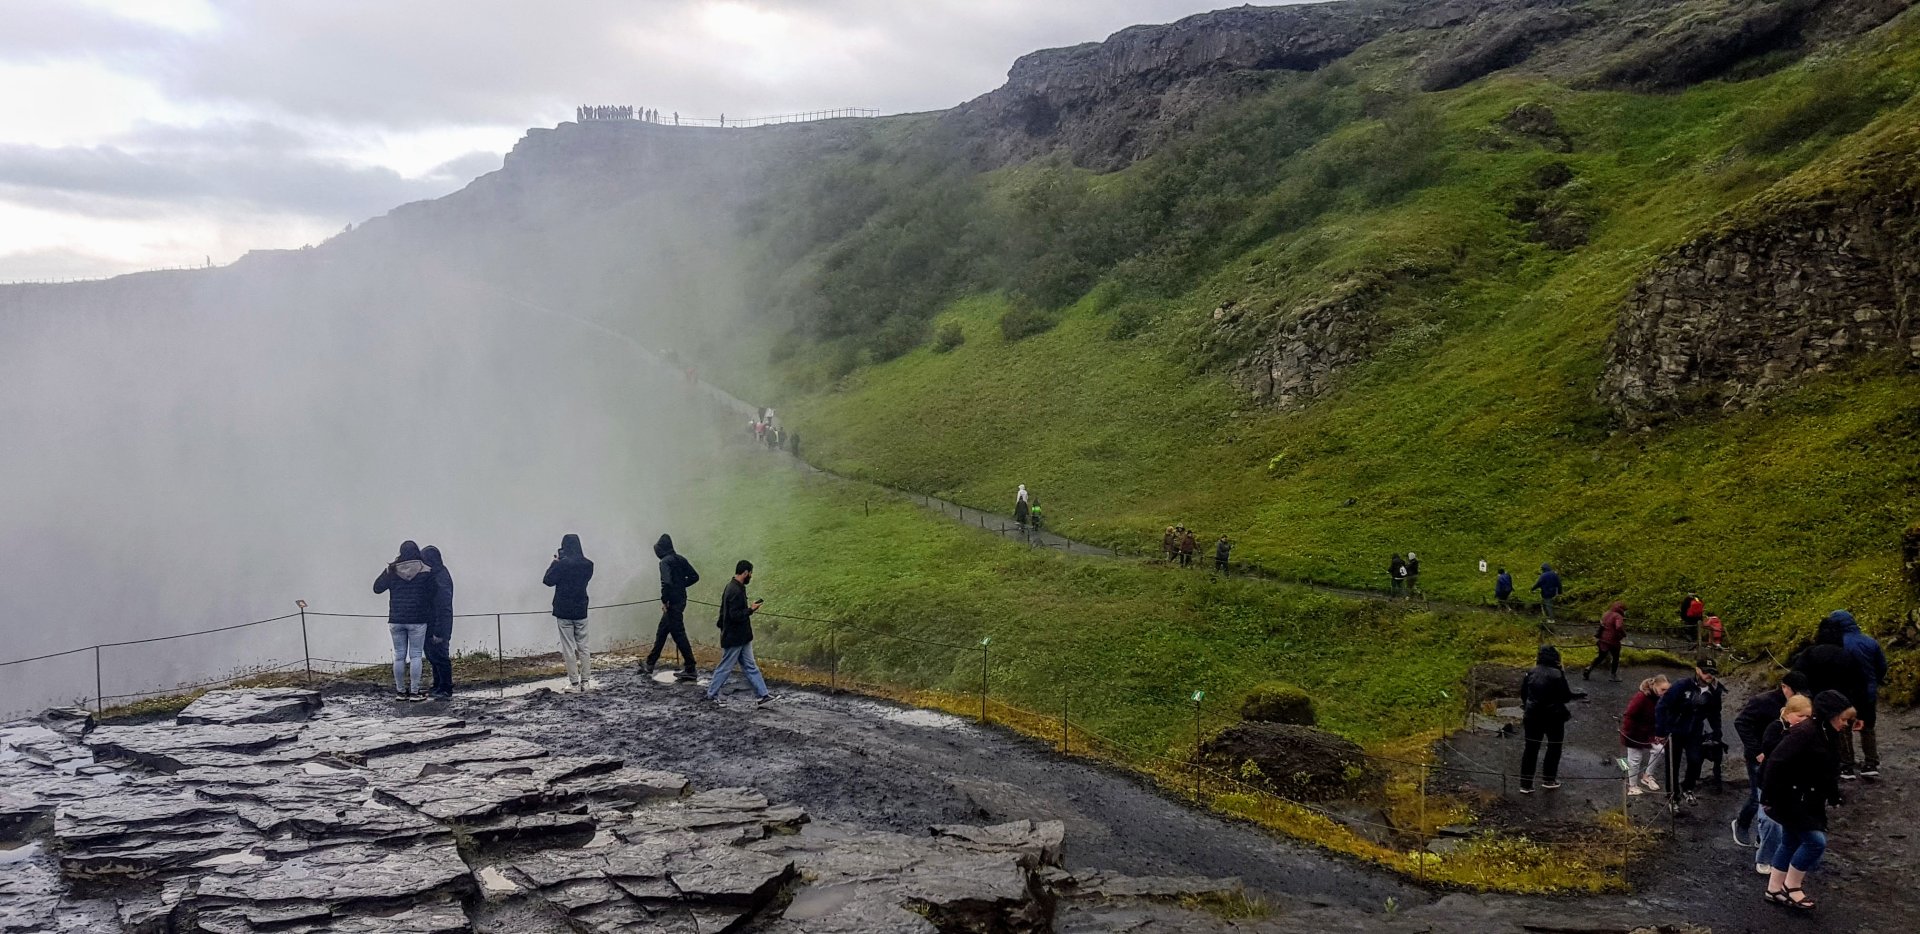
[645,534,701,681]
[1518,645,1577,793]
[1680,593,1706,647]
[1389,554,1408,597]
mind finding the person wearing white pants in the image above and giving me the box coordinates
[543,533,596,692]
[1620,675,1670,795]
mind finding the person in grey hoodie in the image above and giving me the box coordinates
[373,540,436,700]
[645,534,700,681]
[543,534,595,692]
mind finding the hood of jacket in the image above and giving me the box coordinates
[393,559,430,581]
[1535,645,1561,667]
[397,540,422,562]
[1540,563,1553,574]
[1607,601,1626,615]
[1826,610,1859,635]
[421,545,443,568]
[1816,616,1847,645]
[559,534,584,559]
[1813,689,1854,721]
[654,534,676,559]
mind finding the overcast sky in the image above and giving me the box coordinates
[0,0,1277,281]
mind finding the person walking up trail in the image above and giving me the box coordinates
[1760,690,1856,911]
[1163,527,1177,562]
[1405,553,1421,598]
[1531,564,1562,620]
[1679,593,1705,647]
[374,541,437,701]
[1655,657,1725,807]
[1518,646,1576,793]
[1495,567,1514,608]
[421,545,455,700]
[1585,601,1626,681]
[1832,610,1886,778]
[1389,554,1408,597]
[1214,536,1231,575]
[1014,495,1030,532]
[543,533,596,692]
[646,534,700,681]
[706,560,775,706]
[1790,613,1870,779]
[1734,671,1809,844]
[1620,675,1669,796]
[1180,528,1197,567]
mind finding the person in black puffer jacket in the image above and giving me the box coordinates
[373,540,436,699]
[1791,615,1869,777]
[645,534,701,680]
[1760,690,1855,911]
[543,534,595,691]
[420,545,455,699]
[1518,645,1576,793]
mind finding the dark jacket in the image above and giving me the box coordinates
[1832,611,1888,699]
[1390,556,1408,579]
[1620,689,1660,748]
[1792,617,1869,707]
[1734,688,1791,764]
[1521,646,1574,726]
[1495,571,1514,600]
[655,534,700,607]
[1654,675,1723,742]
[543,534,594,620]
[421,545,454,639]
[1762,718,1844,832]
[1215,539,1231,561]
[1532,565,1562,599]
[374,540,437,627]
[717,576,756,649]
[1596,602,1626,650]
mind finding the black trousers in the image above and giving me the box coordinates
[1519,715,1564,788]
[1670,735,1707,795]
[647,601,696,671]
[1586,645,1620,677]
[426,623,453,696]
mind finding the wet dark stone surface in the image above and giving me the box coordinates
[175,688,323,726]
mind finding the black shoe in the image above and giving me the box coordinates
[1860,766,1881,778]
[641,663,656,676]
[756,693,778,707]
[1731,819,1752,847]
[1840,768,1859,781]
[674,670,698,682]
[1582,668,1591,681]
[1519,786,1534,795]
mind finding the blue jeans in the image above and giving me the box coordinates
[389,623,426,693]
[1754,808,1782,867]
[1771,827,1827,873]
[706,644,768,699]
[1737,759,1762,827]
[1541,594,1555,619]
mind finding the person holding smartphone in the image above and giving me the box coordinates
[705,560,775,706]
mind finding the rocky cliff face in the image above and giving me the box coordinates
[1211,281,1395,411]
[943,0,1914,172]
[1601,189,1919,425]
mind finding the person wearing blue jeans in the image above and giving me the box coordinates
[707,560,775,706]
[1760,690,1854,911]
[374,540,437,700]
[1750,693,1812,873]
[1531,563,1562,621]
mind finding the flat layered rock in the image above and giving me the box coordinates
[176,689,323,726]
[931,818,1065,869]
[196,840,471,907]
[86,723,306,772]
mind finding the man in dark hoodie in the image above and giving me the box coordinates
[374,540,436,701]
[645,534,701,681]
[543,534,595,692]
[1791,613,1872,778]
[1518,645,1576,793]
[706,560,774,706]
[1733,671,1808,844]
[1832,610,1886,778]
[1531,564,1562,620]
[1656,657,1725,806]
[421,545,455,700]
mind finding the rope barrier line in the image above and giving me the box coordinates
[94,660,311,704]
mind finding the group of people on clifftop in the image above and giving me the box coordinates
[577,104,676,124]
[372,534,777,706]
[1514,605,1889,912]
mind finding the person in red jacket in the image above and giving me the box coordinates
[1621,675,1670,795]
[1680,593,1706,646]
[1586,601,1627,682]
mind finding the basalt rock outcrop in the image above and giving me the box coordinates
[1601,148,1919,424]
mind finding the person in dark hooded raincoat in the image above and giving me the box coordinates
[543,534,595,692]
[645,534,701,680]
[421,545,455,699]
[1531,564,1562,620]
[1518,645,1576,792]
[374,540,436,700]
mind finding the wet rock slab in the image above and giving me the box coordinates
[176,688,322,726]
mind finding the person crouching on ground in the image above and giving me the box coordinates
[1620,675,1669,796]
[543,533,595,692]
[421,545,454,700]
[373,540,436,701]
[1752,693,1813,878]
[1586,601,1626,681]
[1760,690,1855,911]
[706,560,776,706]
[1518,645,1576,793]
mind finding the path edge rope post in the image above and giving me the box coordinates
[829,621,839,694]
[978,637,990,724]
[495,614,504,687]
[297,601,312,684]
[94,645,103,715]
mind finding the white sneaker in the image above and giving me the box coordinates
[1628,785,1645,797]
[1640,776,1661,792]
[1755,863,1771,875]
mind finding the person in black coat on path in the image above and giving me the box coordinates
[421,545,455,699]
[704,560,773,705]
[1760,690,1856,911]
[543,534,596,691]
[1732,671,1808,841]
[645,534,701,680]
[1790,615,1869,775]
[1518,645,1577,793]
[374,540,437,700]
[1655,657,1724,805]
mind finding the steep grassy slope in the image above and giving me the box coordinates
[759,14,1920,690]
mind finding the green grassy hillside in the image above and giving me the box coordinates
[745,15,1920,693]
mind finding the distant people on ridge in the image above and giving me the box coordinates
[1389,554,1408,597]
[1404,552,1421,598]
[1179,528,1197,567]
[646,534,701,681]
[373,540,437,701]
[1163,527,1177,561]
[1014,489,1030,531]
[421,545,455,700]
[543,533,596,692]
[1214,536,1231,575]
[1028,499,1042,532]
